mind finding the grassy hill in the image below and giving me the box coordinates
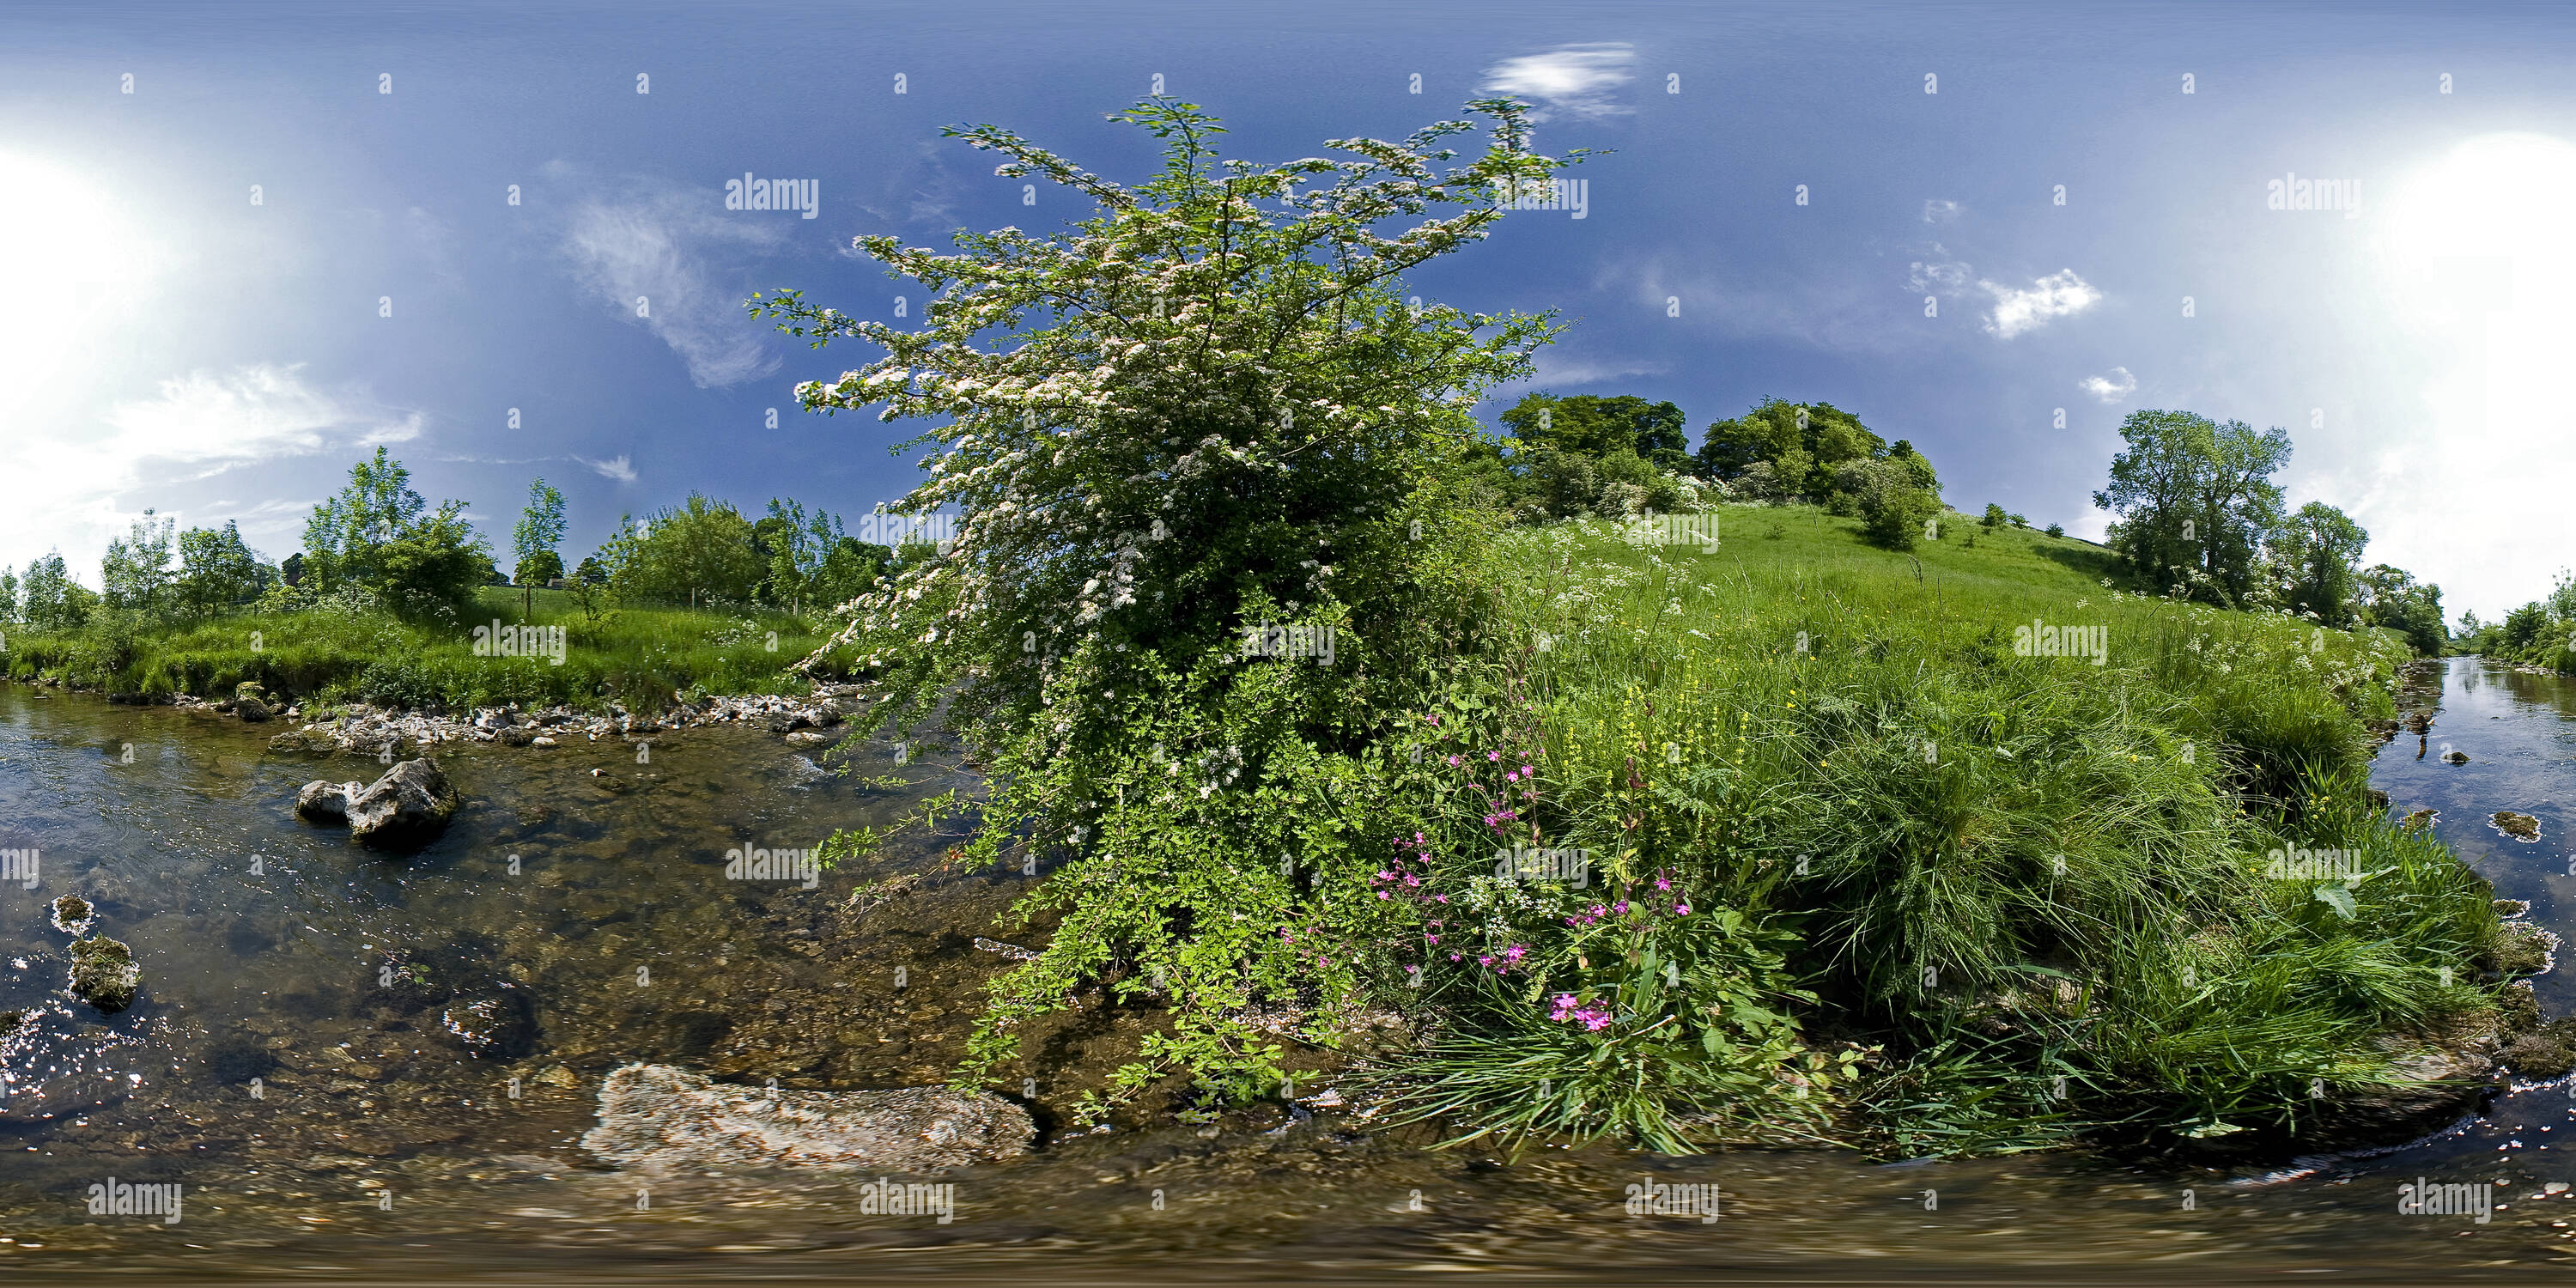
[1370,501,2517,1157]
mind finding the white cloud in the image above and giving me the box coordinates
[1983,269,2101,338]
[1482,44,1635,121]
[2080,366,2138,403]
[560,184,785,388]
[1,363,422,576]
[1923,198,1961,223]
[578,453,637,483]
[1907,248,1971,293]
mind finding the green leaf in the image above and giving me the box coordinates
[2313,883,2358,920]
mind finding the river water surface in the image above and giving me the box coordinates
[8,659,2576,1283]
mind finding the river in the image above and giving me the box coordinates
[5,659,2576,1282]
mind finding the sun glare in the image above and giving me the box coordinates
[0,150,159,428]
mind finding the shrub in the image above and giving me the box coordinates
[757,94,1571,1105]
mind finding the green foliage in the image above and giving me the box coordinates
[1500,392,1691,470]
[2093,410,2289,606]
[2,586,828,709]
[20,551,91,630]
[302,447,491,622]
[174,521,270,618]
[755,94,1574,1103]
[597,494,767,605]
[2267,501,2370,627]
[101,511,177,613]
[1372,509,2505,1157]
[751,498,888,610]
[512,477,568,585]
[2355,564,2445,656]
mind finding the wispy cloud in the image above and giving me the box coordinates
[1523,350,1670,387]
[1984,270,2101,338]
[558,177,786,388]
[1482,44,1635,121]
[1907,246,1971,293]
[1922,198,1961,223]
[2080,367,2138,403]
[577,453,637,483]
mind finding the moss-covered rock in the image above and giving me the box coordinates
[70,936,140,1012]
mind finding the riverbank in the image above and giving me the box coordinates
[0,586,841,716]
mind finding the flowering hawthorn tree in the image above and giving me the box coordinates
[752,98,1577,1106]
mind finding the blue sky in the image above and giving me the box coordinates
[8,1,2576,619]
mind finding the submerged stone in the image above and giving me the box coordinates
[70,936,141,1012]
[580,1061,1033,1173]
[440,986,538,1058]
[2494,811,2543,842]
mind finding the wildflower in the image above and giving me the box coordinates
[1674,903,1691,915]
[1655,878,1672,891]
[1488,750,1501,762]
[1448,755,1461,767]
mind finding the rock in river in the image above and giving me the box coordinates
[345,758,459,848]
[70,936,141,1012]
[580,1062,1033,1173]
[294,779,361,823]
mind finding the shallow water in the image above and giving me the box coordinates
[9,660,2576,1283]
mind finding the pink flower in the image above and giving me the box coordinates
[1487,750,1502,762]
[1655,878,1671,891]
[1674,903,1691,915]
[1447,755,1461,767]
[1376,890,1388,900]
[1521,765,1534,776]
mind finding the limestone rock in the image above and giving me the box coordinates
[580,1061,1032,1173]
[294,780,361,823]
[347,758,459,848]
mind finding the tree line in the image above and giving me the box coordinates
[2090,409,2444,653]
[0,447,908,630]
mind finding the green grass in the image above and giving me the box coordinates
[1371,501,2506,1157]
[0,586,838,712]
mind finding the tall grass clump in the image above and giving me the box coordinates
[1370,509,2511,1157]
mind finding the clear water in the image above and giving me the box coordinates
[6,660,2576,1281]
